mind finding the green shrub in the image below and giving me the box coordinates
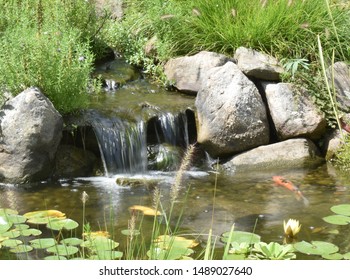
[0,0,104,114]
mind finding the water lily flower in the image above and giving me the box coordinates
[283,219,301,237]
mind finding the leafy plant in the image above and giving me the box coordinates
[249,242,296,260]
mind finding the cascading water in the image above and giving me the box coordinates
[91,116,147,176]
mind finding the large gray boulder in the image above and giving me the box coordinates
[328,62,350,113]
[221,138,323,172]
[0,87,63,183]
[164,51,230,94]
[195,61,270,158]
[234,47,284,81]
[265,83,327,140]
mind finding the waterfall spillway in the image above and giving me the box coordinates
[90,110,192,176]
[91,117,147,176]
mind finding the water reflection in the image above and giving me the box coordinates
[1,163,350,259]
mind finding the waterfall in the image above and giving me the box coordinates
[91,117,147,176]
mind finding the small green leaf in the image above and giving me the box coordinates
[343,252,350,260]
[47,218,79,231]
[330,204,350,216]
[0,219,12,234]
[0,209,18,216]
[6,214,26,224]
[322,215,350,225]
[21,228,42,237]
[221,231,261,244]
[1,230,20,238]
[2,239,23,248]
[81,236,119,251]
[294,241,339,256]
[60,238,83,246]
[47,245,79,256]
[10,244,33,253]
[30,238,57,249]
[322,253,343,260]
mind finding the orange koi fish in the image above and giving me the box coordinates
[272,176,309,206]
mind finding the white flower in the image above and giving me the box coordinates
[283,219,301,237]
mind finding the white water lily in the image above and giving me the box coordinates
[283,219,301,237]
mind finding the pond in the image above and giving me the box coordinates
[1,59,350,260]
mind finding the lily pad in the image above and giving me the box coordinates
[294,241,339,256]
[147,247,194,260]
[47,218,79,231]
[10,244,33,253]
[89,250,123,260]
[21,228,42,237]
[2,239,23,248]
[14,224,30,230]
[154,235,199,249]
[1,229,21,238]
[30,238,57,249]
[322,253,344,260]
[221,231,261,245]
[81,236,119,251]
[24,210,66,225]
[47,245,79,256]
[0,219,12,234]
[330,204,350,216]
[322,215,350,225]
[343,252,350,260]
[44,255,67,260]
[60,238,83,246]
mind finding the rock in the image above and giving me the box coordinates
[221,138,323,172]
[54,145,97,178]
[147,144,182,171]
[94,0,124,19]
[321,128,349,161]
[234,47,284,81]
[0,87,63,183]
[195,62,270,158]
[265,83,327,140]
[327,62,350,113]
[116,177,159,189]
[164,51,230,94]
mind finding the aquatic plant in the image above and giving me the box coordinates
[283,219,302,238]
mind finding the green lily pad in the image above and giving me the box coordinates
[44,255,67,260]
[224,254,247,260]
[21,228,42,237]
[24,210,66,225]
[6,214,26,224]
[81,237,119,251]
[323,215,350,225]
[0,235,9,242]
[2,239,23,248]
[10,244,33,253]
[322,253,344,260]
[343,252,350,260]
[30,238,57,249]
[60,238,83,246]
[147,247,194,260]
[0,219,12,234]
[89,250,123,260]
[221,231,261,244]
[1,229,21,238]
[330,204,350,216]
[14,224,30,230]
[294,241,339,256]
[47,218,79,231]
[47,245,79,256]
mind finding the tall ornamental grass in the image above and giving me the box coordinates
[0,0,103,114]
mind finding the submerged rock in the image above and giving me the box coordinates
[195,61,270,158]
[164,51,230,94]
[221,138,324,173]
[0,87,63,183]
[116,177,159,189]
